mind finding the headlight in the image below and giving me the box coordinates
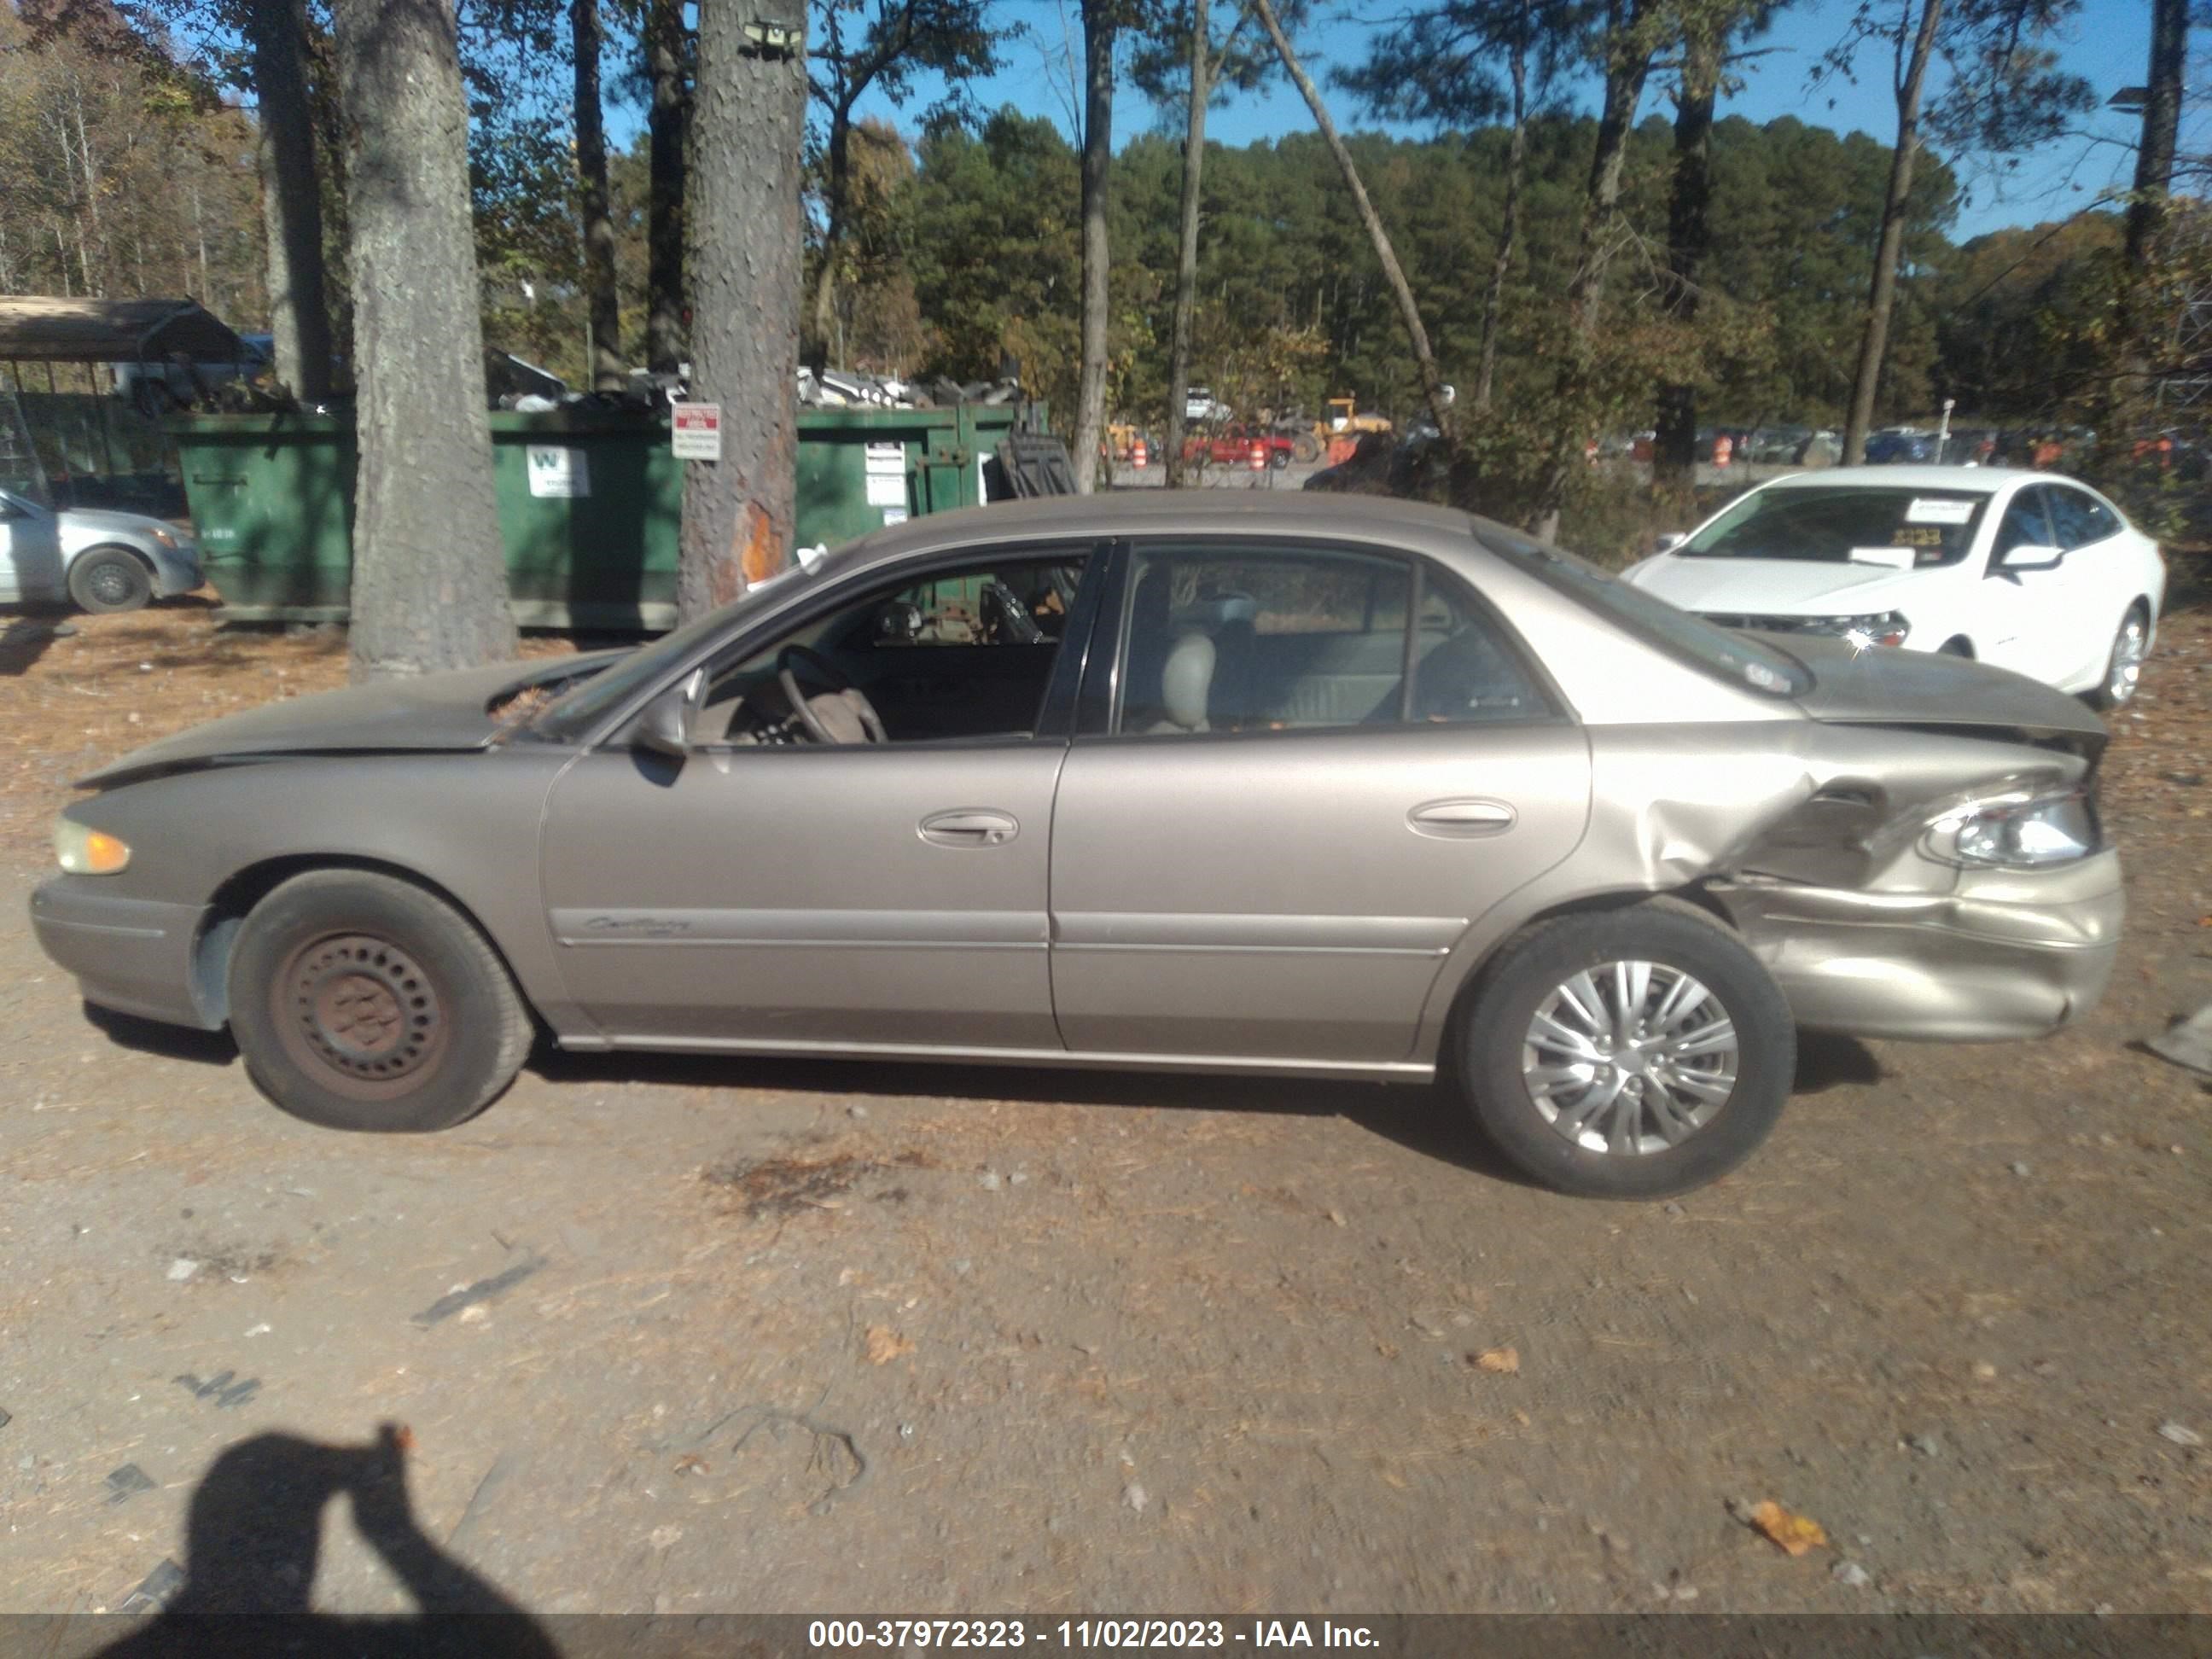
[1924,789,2098,870]
[148,527,178,550]
[55,818,131,875]
[1821,612,1910,648]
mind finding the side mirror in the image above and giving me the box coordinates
[1998,543,2064,573]
[636,668,703,757]
[1653,531,1687,553]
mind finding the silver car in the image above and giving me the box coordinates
[31,493,2121,1197]
[0,487,204,612]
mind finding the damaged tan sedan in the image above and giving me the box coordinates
[32,494,2123,1198]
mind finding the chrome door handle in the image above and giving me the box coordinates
[919,808,1019,847]
[1407,798,1516,839]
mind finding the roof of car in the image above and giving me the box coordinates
[842,486,1483,562]
[1761,465,2040,493]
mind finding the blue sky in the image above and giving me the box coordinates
[794,0,2192,242]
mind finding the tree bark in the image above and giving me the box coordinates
[573,0,623,389]
[644,0,688,376]
[2124,0,2186,271]
[1528,1,1651,536]
[1654,26,1718,491]
[331,0,515,679]
[1163,0,1210,488]
[677,0,808,619]
[1842,0,1942,467]
[248,0,334,400]
[1474,33,1526,414]
[1073,0,1115,493]
[1254,0,1455,443]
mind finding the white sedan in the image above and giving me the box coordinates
[1623,467,2167,707]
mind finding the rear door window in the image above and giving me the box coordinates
[2045,487,2118,550]
[1115,541,1549,736]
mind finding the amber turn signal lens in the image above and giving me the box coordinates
[55,819,131,876]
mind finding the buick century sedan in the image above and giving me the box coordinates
[32,494,2122,1197]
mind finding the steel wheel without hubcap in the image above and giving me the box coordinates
[2104,612,2147,707]
[272,933,449,1101]
[1521,959,1738,1155]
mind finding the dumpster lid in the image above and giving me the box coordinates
[0,296,249,364]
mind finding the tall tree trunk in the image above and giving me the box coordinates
[1474,34,1526,414]
[1254,0,1455,442]
[677,0,807,617]
[1842,0,1942,467]
[331,0,514,679]
[810,101,855,365]
[2125,0,2186,271]
[1072,1,1115,494]
[644,0,688,375]
[1530,6,1651,537]
[1163,0,1210,488]
[1654,26,1718,492]
[573,0,623,389]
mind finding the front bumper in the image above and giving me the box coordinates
[151,543,204,597]
[1715,849,2123,1042]
[30,879,217,1029]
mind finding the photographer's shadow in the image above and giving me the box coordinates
[100,1423,559,1657]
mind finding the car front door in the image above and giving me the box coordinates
[2038,484,2131,687]
[1046,537,1592,1068]
[1977,484,2068,678]
[536,545,1102,1055]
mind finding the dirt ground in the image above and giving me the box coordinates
[0,581,2207,1623]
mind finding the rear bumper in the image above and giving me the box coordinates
[1716,850,2123,1042]
[30,880,217,1029]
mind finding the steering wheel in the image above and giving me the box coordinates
[777,644,888,745]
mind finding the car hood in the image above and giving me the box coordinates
[1626,556,1921,614]
[79,651,625,788]
[1785,635,2107,751]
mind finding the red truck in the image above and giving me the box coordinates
[1182,422,1295,469]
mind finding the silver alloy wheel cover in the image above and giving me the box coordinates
[2108,613,2147,706]
[1520,960,1739,1155]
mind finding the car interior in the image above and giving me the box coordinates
[1117,547,1545,735]
[696,556,1086,745]
[689,544,1547,746]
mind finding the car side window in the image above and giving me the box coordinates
[1990,487,2053,560]
[2045,488,2116,551]
[1116,542,1546,736]
[698,554,1087,745]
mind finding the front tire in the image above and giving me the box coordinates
[2087,603,2150,710]
[228,870,529,1132]
[1457,904,1795,1199]
[68,548,154,614]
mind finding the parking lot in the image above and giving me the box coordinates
[1,588,2208,1618]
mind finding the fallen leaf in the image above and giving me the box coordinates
[864,1325,916,1365]
[1748,1499,1828,1557]
[1472,1347,1520,1375]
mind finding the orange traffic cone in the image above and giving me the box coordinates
[1248,439,1266,472]
[1132,436,1148,469]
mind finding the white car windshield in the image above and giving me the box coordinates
[1682,486,1988,568]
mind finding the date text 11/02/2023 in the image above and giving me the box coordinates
[806,1621,1382,1649]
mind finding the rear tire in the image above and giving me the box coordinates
[1268,448,1291,469]
[228,870,529,1132]
[68,548,154,614]
[1457,904,1795,1199]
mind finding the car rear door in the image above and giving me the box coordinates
[537,545,1104,1055]
[1046,535,1592,1068]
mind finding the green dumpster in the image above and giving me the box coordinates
[172,402,1041,631]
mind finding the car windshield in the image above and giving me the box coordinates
[1680,486,1988,568]
[1475,521,1811,698]
[528,561,825,740]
